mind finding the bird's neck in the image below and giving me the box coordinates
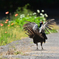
[39,23,43,28]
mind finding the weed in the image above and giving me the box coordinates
[0,4,57,46]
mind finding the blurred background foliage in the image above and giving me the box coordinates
[0,0,58,45]
[0,0,59,20]
[0,0,59,12]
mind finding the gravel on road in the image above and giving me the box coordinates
[0,32,59,59]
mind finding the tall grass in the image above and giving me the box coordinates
[0,23,27,45]
[0,4,57,46]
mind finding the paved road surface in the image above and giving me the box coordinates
[0,32,59,59]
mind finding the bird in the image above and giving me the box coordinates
[23,19,56,50]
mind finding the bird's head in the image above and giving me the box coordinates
[40,21,43,24]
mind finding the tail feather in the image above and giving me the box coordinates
[23,26,35,38]
[47,19,55,23]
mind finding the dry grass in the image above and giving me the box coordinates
[0,25,27,46]
[49,22,59,31]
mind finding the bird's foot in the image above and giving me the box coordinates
[42,48,43,50]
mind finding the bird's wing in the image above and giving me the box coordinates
[23,21,44,39]
[39,19,56,33]
[23,21,37,30]
[23,21,39,37]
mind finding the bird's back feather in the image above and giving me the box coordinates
[23,21,47,44]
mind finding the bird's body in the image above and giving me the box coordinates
[32,32,47,49]
[23,19,55,50]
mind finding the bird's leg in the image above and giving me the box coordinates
[36,43,38,50]
[41,42,43,50]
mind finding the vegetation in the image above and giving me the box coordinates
[0,0,58,12]
[0,5,57,46]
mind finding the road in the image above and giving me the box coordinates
[0,32,59,59]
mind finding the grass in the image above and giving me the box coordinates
[45,28,58,34]
[0,23,27,46]
[0,4,58,46]
[0,19,57,46]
